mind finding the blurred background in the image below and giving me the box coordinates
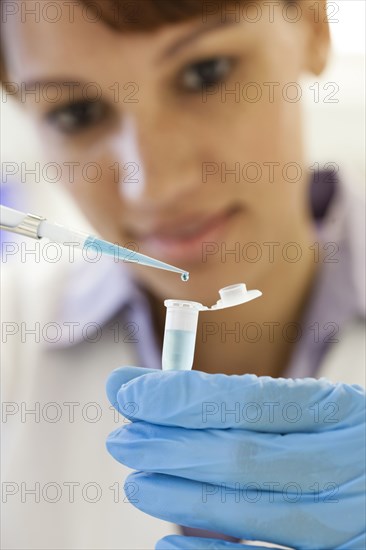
[1,0,365,229]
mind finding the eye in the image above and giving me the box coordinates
[45,100,108,135]
[179,56,235,92]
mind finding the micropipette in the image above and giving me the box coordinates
[0,205,190,281]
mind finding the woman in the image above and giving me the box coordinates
[1,1,365,548]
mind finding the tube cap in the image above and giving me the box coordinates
[164,283,262,313]
[210,283,262,310]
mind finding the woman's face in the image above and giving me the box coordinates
[2,1,328,303]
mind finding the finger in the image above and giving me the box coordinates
[126,471,360,550]
[106,366,156,414]
[106,421,364,486]
[155,535,271,549]
[113,368,365,432]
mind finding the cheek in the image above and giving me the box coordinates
[197,29,307,216]
[68,174,121,236]
[203,88,306,220]
[41,138,125,237]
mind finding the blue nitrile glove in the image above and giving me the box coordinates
[106,367,366,550]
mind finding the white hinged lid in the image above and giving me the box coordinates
[164,283,262,312]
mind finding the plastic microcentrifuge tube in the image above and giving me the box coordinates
[162,300,202,371]
[162,283,262,371]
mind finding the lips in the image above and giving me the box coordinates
[133,206,241,264]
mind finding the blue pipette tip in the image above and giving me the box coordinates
[181,272,189,282]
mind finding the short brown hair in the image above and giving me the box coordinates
[81,0,208,32]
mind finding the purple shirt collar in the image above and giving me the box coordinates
[48,255,162,368]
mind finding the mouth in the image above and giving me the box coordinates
[133,205,242,264]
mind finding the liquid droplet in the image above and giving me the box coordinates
[181,272,189,282]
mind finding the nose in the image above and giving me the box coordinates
[112,113,201,209]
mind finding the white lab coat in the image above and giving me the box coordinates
[1,188,365,550]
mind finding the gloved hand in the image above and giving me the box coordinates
[106,366,366,550]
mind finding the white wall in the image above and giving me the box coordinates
[302,0,365,181]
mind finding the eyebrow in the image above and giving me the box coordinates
[158,19,237,62]
[11,80,95,101]
[17,20,237,92]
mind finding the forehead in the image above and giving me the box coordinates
[1,1,164,83]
